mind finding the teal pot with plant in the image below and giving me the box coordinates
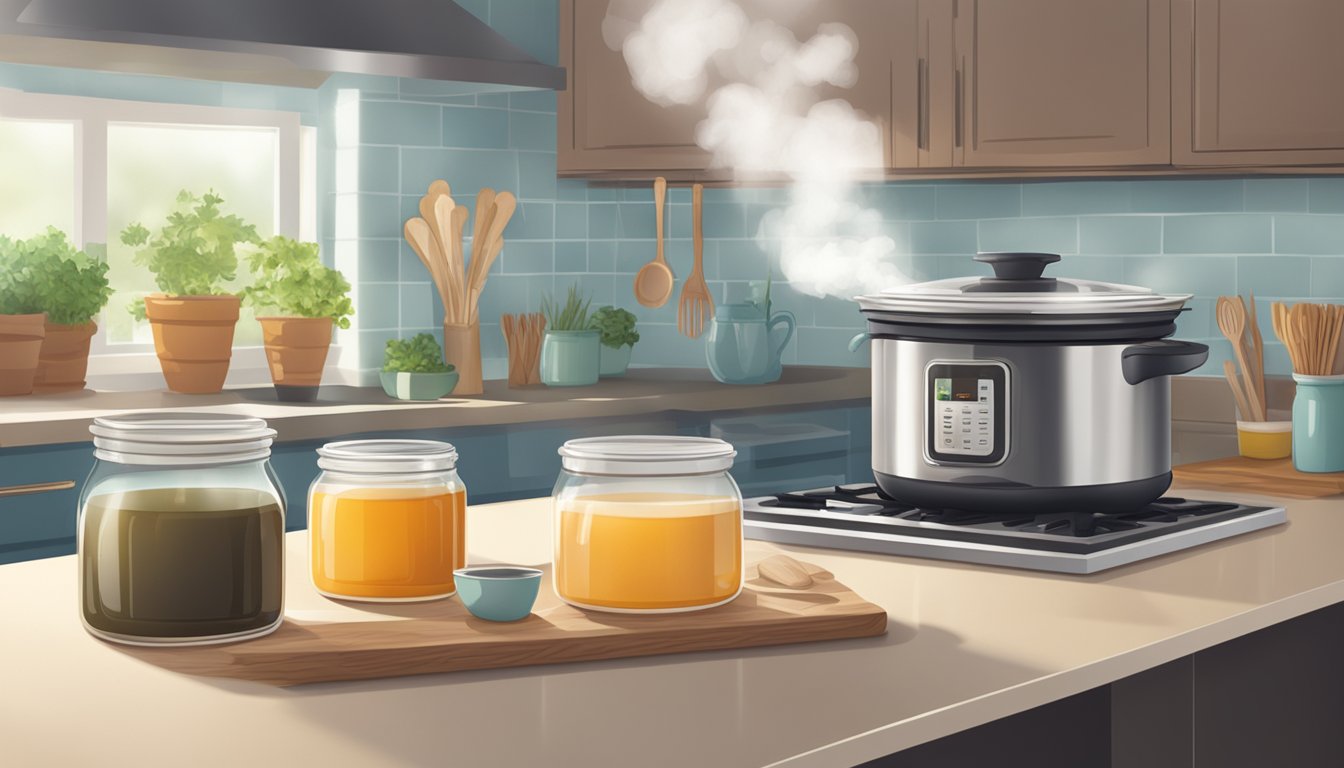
[541,330,602,386]
[589,305,639,377]
[243,236,354,402]
[706,302,796,385]
[122,190,260,394]
[380,333,459,401]
[540,284,599,387]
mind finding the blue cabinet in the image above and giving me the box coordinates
[0,402,872,565]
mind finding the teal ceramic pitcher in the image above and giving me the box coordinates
[706,303,795,385]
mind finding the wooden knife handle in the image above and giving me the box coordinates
[0,480,75,499]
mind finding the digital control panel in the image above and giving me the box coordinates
[926,361,1008,465]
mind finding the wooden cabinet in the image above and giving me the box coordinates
[560,0,1344,177]
[951,0,1170,167]
[558,0,919,176]
[1173,0,1344,166]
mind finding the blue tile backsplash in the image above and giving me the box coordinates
[4,0,1344,382]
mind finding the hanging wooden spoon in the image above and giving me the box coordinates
[634,177,674,308]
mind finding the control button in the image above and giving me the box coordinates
[979,396,989,402]
[977,438,988,446]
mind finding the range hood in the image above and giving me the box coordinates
[0,0,566,89]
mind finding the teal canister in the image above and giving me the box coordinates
[1291,374,1344,473]
[706,303,796,385]
[540,329,601,387]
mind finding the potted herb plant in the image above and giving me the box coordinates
[589,305,640,377]
[540,284,600,387]
[0,235,46,396]
[241,236,353,402]
[121,190,260,394]
[381,333,459,401]
[22,228,113,393]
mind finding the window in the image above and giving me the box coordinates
[0,88,314,379]
[0,118,75,239]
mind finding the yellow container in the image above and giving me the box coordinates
[1237,420,1292,460]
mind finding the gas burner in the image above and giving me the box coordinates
[744,483,1287,574]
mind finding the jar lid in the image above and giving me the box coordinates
[317,439,458,474]
[90,412,276,466]
[558,436,736,476]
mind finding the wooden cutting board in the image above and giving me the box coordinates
[119,557,887,687]
[1172,456,1344,499]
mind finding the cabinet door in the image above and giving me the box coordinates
[558,0,917,176]
[952,0,1170,167]
[1173,0,1344,166]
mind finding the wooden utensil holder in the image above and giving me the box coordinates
[443,321,482,395]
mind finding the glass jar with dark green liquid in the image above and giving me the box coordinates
[79,413,285,645]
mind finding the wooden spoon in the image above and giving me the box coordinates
[1223,360,1254,422]
[404,218,447,307]
[634,177,674,308]
[467,192,517,326]
[448,206,469,324]
[432,194,458,322]
[1245,292,1265,414]
[1216,297,1263,420]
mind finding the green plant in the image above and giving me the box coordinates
[383,333,455,374]
[588,305,640,349]
[0,229,112,323]
[541,283,593,332]
[0,235,40,315]
[121,189,261,319]
[241,236,354,328]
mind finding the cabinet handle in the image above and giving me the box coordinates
[954,65,963,148]
[0,480,75,498]
[917,58,928,150]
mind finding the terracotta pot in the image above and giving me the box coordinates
[144,295,240,394]
[258,316,333,402]
[0,313,47,396]
[35,321,97,393]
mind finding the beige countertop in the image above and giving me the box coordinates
[1,480,1337,767]
[0,366,869,449]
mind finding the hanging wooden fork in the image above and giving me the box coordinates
[678,183,714,338]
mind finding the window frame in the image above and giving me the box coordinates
[0,87,324,389]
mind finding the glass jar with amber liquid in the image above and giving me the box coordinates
[79,413,285,646]
[553,436,743,613]
[309,440,466,602]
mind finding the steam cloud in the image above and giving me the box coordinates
[605,0,908,299]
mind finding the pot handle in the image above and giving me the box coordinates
[769,311,796,359]
[848,332,871,353]
[1121,340,1209,385]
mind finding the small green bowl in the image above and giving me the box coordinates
[453,566,542,622]
[379,370,459,401]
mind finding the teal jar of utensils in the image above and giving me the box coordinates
[706,303,795,385]
[1292,374,1344,472]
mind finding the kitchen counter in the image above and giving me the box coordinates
[0,366,869,448]
[2,480,1339,767]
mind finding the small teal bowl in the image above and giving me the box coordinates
[454,566,542,622]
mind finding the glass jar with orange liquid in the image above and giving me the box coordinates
[553,436,743,613]
[309,440,466,602]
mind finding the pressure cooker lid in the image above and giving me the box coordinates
[857,253,1191,314]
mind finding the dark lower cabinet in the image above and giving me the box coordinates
[865,602,1344,768]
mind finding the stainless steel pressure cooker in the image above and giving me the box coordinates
[853,252,1208,515]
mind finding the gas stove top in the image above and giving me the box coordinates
[742,484,1287,574]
